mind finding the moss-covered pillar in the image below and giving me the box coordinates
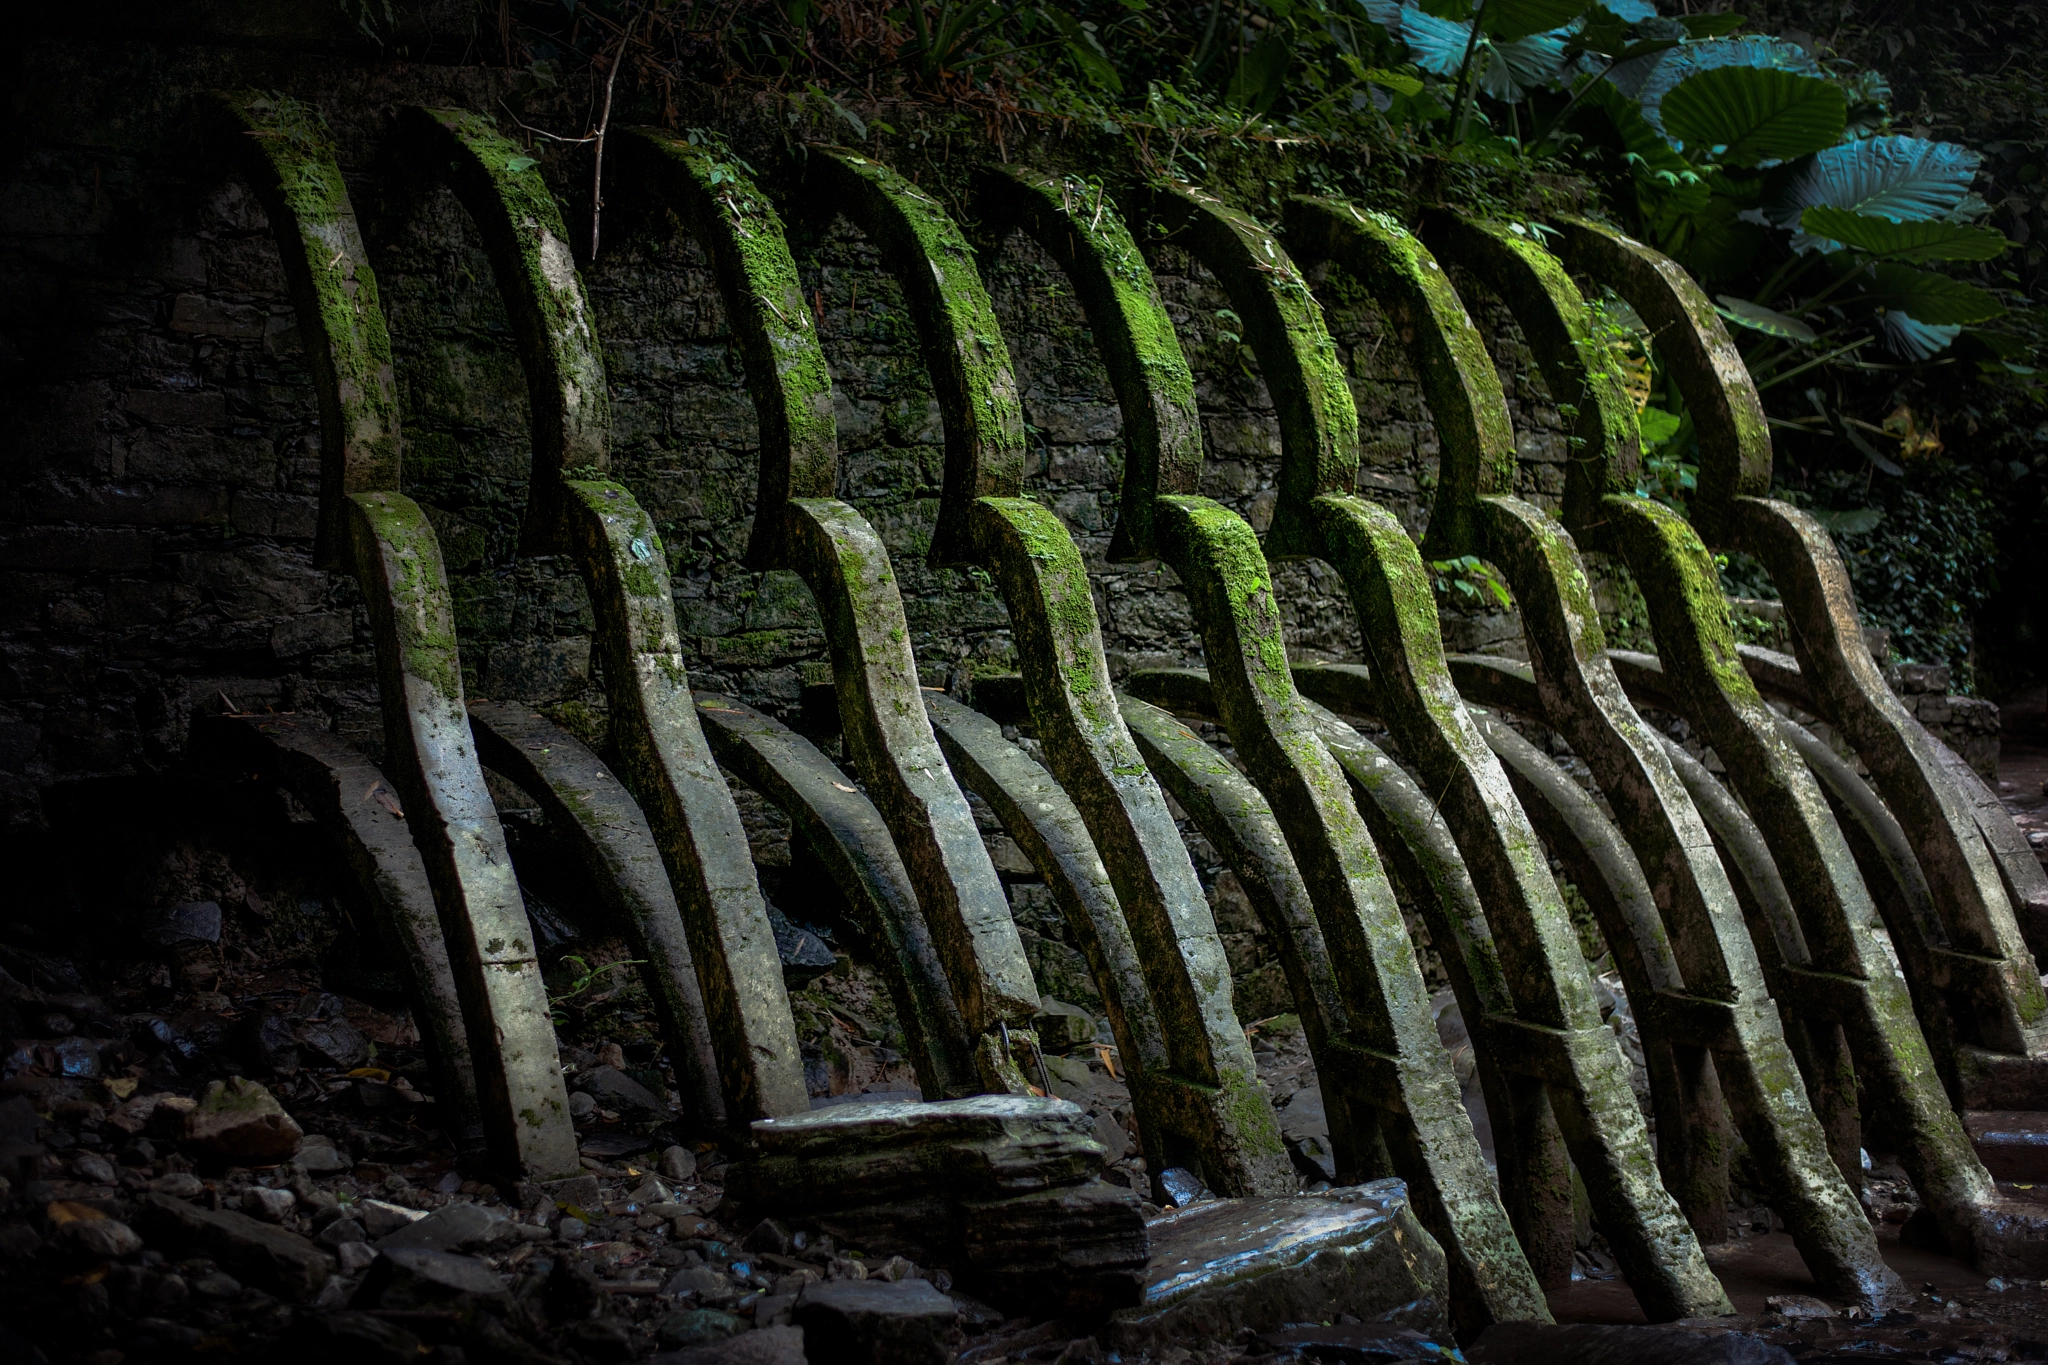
[800,148,1290,1195]
[1160,183,1718,1319]
[1555,218,2048,1060]
[619,134,1017,1078]
[1554,216,2047,1270]
[404,108,808,1127]
[205,93,567,1179]
[1288,198,1894,1307]
[467,702,729,1132]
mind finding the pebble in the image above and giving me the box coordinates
[336,1241,377,1272]
[72,1152,117,1185]
[316,1218,367,1247]
[192,1271,244,1299]
[244,1186,297,1224]
[59,1217,144,1259]
[659,1145,698,1183]
[147,1172,205,1199]
[359,1198,427,1237]
[557,1217,589,1242]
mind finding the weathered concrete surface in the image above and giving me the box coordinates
[925,690,1222,1198]
[407,106,807,1127]
[1174,185,1708,1322]
[626,132,1030,1064]
[1301,201,1881,1309]
[1558,216,2046,1273]
[466,700,726,1130]
[1107,1179,1448,1355]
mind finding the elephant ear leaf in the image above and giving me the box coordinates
[1714,295,1817,342]
[1773,135,1981,225]
[1848,262,2004,326]
[1659,66,1846,166]
[1798,207,2009,261]
[1476,0,1591,42]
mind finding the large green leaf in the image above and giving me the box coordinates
[1773,135,1981,225]
[1799,207,2009,261]
[1660,66,1846,166]
[1637,34,1821,132]
[1715,295,1817,342]
[1477,0,1590,42]
[1850,263,2005,326]
[1401,6,1478,77]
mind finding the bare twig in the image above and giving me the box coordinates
[590,6,648,260]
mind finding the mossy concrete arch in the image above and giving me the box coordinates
[402,105,810,1130]
[1318,202,1892,1301]
[1555,219,2048,1272]
[615,131,1018,1086]
[1160,183,1724,1319]
[204,91,575,1181]
[793,145,1292,1200]
[970,164,1555,1279]
[1008,178,1548,1329]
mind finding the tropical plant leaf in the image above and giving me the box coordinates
[1361,0,1407,30]
[1798,207,2009,261]
[1638,406,1682,445]
[1676,13,1745,37]
[1597,0,1658,20]
[1226,32,1291,113]
[1636,34,1821,132]
[1580,79,1693,181]
[1848,263,2004,326]
[1477,0,1590,42]
[1363,66,1426,97]
[1400,6,1476,77]
[1661,67,1845,165]
[1482,30,1571,99]
[1715,294,1818,341]
[1772,135,1981,226]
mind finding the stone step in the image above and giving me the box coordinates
[1964,1110,2048,1181]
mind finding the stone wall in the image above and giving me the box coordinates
[2,14,1966,1024]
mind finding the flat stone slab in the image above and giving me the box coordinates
[1106,1179,1448,1354]
[138,1191,337,1299]
[734,1095,1106,1207]
[792,1278,958,1365]
[1966,1110,2048,1181]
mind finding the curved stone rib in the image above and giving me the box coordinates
[210,94,571,1178]
[407,107,807,1125]
[1613,652,2037,1110]
[692,694,971,1099]
[1437,215,2014,1264]
[195,713,483,1147]
[1150,497,1549,1332]
[1116,687,1388,1186]
[1164,192,1710,1317]
[1555,217,2048,1096]
[926,692,1236,1190]
[208,92,400,566]
[1286,200,1880,1305]
[803,148,1289,1188]
[1455,647,2000,1267]
[621,137,1021,1052]
[1301,697,1580,1286]
[346,492,580,1175]
[1149,184,1360,560]
[971,166,1203,561]
[467,701,728,1130]
[1736,645,2048,964]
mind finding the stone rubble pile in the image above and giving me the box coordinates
[728,1094,1151,1317]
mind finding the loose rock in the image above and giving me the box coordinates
[183,1078,304,1166]
[1465,1322,1797,1364]
[791,1277,959,1365]
[57,1217,143,1260]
